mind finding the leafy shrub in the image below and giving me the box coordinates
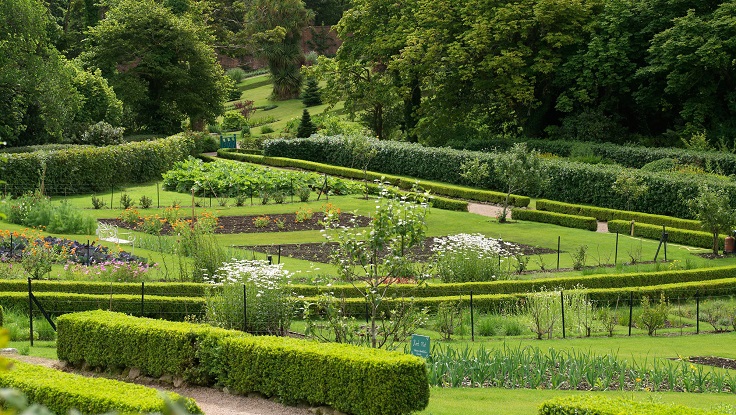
[221,110,247,132]
[75,121,125,146]
[261,125,275,134]
[119,192,134,209]
[431,233,515,283]
[511,209,597,231]
[225,67,247,83]
[4,194,96,234]
[91,195,106,209]
[637,294,669,335]
[140,195,153,209]
[641,158,678,172]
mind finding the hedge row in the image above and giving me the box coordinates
[538,395,724,415]
[219,148,529,207]
[510,209,598,231]
[608,220,723,250]
[262,137,736,218]
[2,280,206,298]
[0,358,202,414]
[291,265,736,299]
[0,292,204,320]
[364,182,468,212]
[536,199,702,231]
[57,311,429,415]
[0,134,196,195]
[453,137,736,177]
[299,276,736,315]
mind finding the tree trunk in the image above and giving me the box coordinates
[713,232,719,255]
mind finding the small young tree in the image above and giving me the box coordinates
[689,185,736,254]
[296,108,317,138]
[495,143,547,223]
[302,77,323,106]
[343,133,378,198]
[611,171,648,211]
[321,183,430,348]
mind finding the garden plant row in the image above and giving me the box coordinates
[57,311,429,415]
[262,137,736,218]
[0,359,202,414]
[218,148,530,208]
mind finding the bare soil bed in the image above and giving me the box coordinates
[99,213,372,235]
[238,237,556,264]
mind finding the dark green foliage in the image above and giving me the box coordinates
[219,148,530,207]
[297,109,317,137]
[641,158,678,172]
[538,395,723,415]
[302,78,323,106]
[0,280,206,297]
[608,220,724,251]
[0,135,196,195]
[57,311,430,415]
[0,359,202,414]
[535,200,702,231]
[511,209,598,231]
[76,121,125,146]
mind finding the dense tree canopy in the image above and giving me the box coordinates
[82,0,230,133]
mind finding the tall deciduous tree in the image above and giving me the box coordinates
[247,0,313,100]
[83,0,230,133]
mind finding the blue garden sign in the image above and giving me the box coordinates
[410,334,430,358]
[220,133,237,149]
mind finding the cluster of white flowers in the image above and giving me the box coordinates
[204,259,291,289]
[432,233,521,259]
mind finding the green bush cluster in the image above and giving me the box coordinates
[1,280,206,297]
[538,395,725,415]
[262,137,736,218]
[454,138,736,176]
[607,220,723,250]
[511,209,597,231]
[536,199,702,230]
[0,292,204,320]
[57,311,429,415]
[219,148,529,207]
[0,134,196,195]
[0,358,202,414]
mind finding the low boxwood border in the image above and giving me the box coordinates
[511,209,597,231]
[57,311,429,415]
[0,358,202,414]
[0,280,205,297]
[539,395,724,415]
[608,220,723,250]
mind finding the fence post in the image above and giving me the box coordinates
[278,245,281,264]
[470,291,475,342]
[87,240,91,265]
[628,291,633,336]
[615,232,619,265]
[267,255,272,265]
[243,284,247,332]
[28,277,33,347]
[696,292,700,334]
[557,236,560,270]
[110,186,114,209]
[9,234,12,258]
[157,182,160,209]
[141,281,145,317]
[560,290,566,339]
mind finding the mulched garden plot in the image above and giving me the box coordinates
[688,356,736,370]
[238,237,555,264]
[99,213,372,235]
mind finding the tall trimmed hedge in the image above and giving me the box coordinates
[511,209,598,231]
[0,134,196,195]
[607,220,723,250]
[539,395,725,415]
[0,359,202,414]
[57,311,429,415]
[536,199,703,230]
[263,137,736,218]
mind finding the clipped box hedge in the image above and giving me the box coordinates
[219,148,529,207]
[608,220,723,250]
[0,134,196,195]
[57,311,429,415]
[0,280,206,298]
[536,199,702,230]
[538,395,726,415]
[219,335,429,415]
[0,292,204,320]
[511,209,598,231]
[0,358,202,414]
[262,136,736,218]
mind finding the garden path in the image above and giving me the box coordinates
[5,353,313,415]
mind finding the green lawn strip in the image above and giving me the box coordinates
[8,341,57,359]
[1,358,202,414]
[421,388,735,415]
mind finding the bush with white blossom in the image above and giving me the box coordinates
[431,233,520,282]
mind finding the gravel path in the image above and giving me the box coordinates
[469,202,609,233]
[3,353,314,415]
